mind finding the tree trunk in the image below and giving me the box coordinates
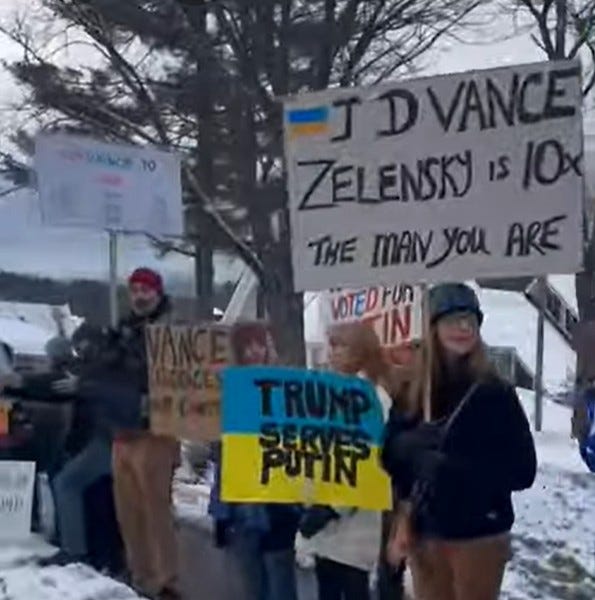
[193,0,215,320]
[262,217,306,367]
[237,63,306,365]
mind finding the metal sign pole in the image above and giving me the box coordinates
[108,230,119,328]
[534,277,546,432]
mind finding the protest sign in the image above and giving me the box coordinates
[322,284,422,364]
[284,60,584,291]
[0,461,35,541]
[221,366,391,510]
[35,133,183,236]
[146,324,230,442]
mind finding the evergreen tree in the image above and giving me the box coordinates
[1,0,483,362]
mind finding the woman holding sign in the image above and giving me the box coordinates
[209,322,301,600]
[382,283,537,600]
[300,322,392,600]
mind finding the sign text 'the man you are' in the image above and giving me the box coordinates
[283,60,584,291]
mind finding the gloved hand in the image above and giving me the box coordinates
[52,373,80,395]
[299,505,340,539]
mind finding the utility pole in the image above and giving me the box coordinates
[191,0,215,320]
[534,277,546,432]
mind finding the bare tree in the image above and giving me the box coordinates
[1,0,484,362]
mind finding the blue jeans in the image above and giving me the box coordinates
[53,436,113,556]
[231,532,298,600]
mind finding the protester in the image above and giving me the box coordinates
[382,283,537,600]
[209,321,301,600]
[36,332,115,567]
[1,334,96,544]
[300,322,392,600]
[109,268,180,600]
[1,335,76,478]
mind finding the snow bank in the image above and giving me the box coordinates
[0,536,142,600]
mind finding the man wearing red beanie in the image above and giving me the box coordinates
[111,267,180,600]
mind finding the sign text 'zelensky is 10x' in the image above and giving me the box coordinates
[283,60,584,291]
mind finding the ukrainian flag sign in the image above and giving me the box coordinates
[220,366,391,510]
[285,106,329,139]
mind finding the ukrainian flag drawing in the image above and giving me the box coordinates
[220,366,392,510]
[286,106,330,139]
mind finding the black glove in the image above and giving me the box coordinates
[299,505,340,539]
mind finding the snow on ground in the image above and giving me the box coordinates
[502,393,595,599]
[0,284,591,600]
[0,537,142,600]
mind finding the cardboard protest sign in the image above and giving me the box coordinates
[221,366,391,510]
[146,324,230,442]
[0,461,35,541]
[322,284,422,364]
[284,60,584,291]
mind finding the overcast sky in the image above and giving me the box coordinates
[0,1,587,297]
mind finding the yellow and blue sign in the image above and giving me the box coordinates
[286,106,329,139]
[220,366,391,510]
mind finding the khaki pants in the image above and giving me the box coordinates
[113,433,179,596]
[409,534,511,600]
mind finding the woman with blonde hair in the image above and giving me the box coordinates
[382,283,536,600]
[300,321,393,600]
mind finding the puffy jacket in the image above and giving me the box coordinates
[382,375,537,540]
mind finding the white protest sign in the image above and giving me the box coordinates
[0,461,35,541]
[35,134,183,236]
[284,60,584,291]
[321,284,422,364]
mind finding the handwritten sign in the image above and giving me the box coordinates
[146,324,230,442]
[323,284,422,363]
[0,461,35,541]
[284,60,584,291]
[220,366,391,510]
[35,134,183,235]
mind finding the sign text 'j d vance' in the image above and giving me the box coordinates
[284,60,584,291]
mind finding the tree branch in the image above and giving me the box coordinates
[519,0,556,58]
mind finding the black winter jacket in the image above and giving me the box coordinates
[79,296,173,437]
[382,376,537,540]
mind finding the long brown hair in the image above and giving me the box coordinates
[327,322,394,389]
[230,321,277,366]
[406,325,495,417]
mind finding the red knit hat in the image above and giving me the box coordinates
[128,267,164,295]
